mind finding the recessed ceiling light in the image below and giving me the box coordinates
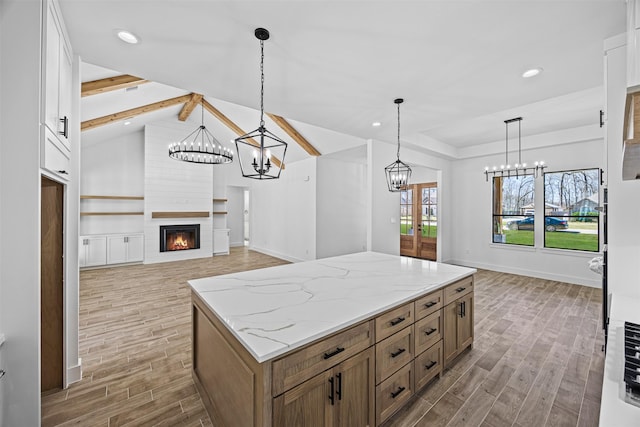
[116,30,139,44]
[124,121,131,126]
[372,122,382,127]
[522,68,543,78]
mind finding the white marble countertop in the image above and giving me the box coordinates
[599,293,640,427]
[189,251,476,363]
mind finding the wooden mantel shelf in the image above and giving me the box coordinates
[151,211,210,219]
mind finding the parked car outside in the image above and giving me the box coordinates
[508,216,568,232]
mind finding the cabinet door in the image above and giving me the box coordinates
[126,235,144,262]
[44,4,61,136]
[334,347,375,427]
[443,299,460,366]
[107,236,127,264]
[86,236,107,267]
[42,127,70,181]
[273,370,333,427]
[57,41,72,149]
[457,293,473,351]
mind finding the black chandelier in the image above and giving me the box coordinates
[483,117,546,181]
[168,103,233,164]
[235,28,287,180]
[385,98,412,192]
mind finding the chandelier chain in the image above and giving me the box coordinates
[260,39,265,128]
[396,102,401,160]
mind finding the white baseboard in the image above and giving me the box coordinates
[66,359,82,387]
[230,241,244,248]
[445,258,601,288]
[249,245,305,263]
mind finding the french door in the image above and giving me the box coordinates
[400,183,437,261]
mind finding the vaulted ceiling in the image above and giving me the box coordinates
[60,1,626,160]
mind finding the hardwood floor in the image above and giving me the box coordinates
[42,249,604,427]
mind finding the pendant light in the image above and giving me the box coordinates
[483,117,547,181]
[385,98,412,192]
[168,103,233,164]
[235,28,288,180]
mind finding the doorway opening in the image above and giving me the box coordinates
[243,189,250,246]
[400,182,437,261]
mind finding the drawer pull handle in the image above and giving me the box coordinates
[390,316,406,326]
[456,287,466,293]
[390,386,405,399]
[59,116,69,138]
[57,170,68,175]
[391,348,406,358]
[323,347,345,360]
[424,301,437,308]
[425,327,437,336]
[425,360,437,370]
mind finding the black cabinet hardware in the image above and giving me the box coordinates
[455,287,466,293]
[390,316,406,326]
[323,347,345,360]
[425,301,437,308]
[328,377,334,405]
[462,301,466,317]
[425,361,437,370]
[600,109,605,128]
[425,327,437,336]
[391,348,406,358]
[336,373,342,401]
[59,116,69,138]
[390,386,405,399]
[459,302,464,317]
[57,170,68,175]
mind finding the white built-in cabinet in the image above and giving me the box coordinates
[41,0,72,182]
[107,234,144,264]
[213,198,230,255]
[79,234,144,267]
[79,236,107,268]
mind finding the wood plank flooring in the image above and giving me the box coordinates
[42,249,605,427]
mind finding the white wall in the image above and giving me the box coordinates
[316,155,367,259]
[605,36,640,297]
[144,123,213,263]
[0,3,4,424]
[80,131,144,235]
[0,1,42,425]
[250,158,317,262]
[449,137,605,287]
[227,186,245,247]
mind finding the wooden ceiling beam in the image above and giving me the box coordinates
[81,74,149,97]
[178,93,203,121]
[201,99,284,169]
[267,113,321,156]
[81,94,192,131]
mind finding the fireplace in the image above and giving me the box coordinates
[160,224,200,252]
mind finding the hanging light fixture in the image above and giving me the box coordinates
[168,102,233,164]
[235,28,287,180]
[385,98,412,192]
[484,117,547,181]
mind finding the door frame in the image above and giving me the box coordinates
[399,182,438,261]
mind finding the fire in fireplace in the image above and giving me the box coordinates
[160,224,200,252]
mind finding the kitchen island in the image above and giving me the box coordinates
[189,251,476,426]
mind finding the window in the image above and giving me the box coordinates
[543,169,600,251]
[400,188,413,236]
[492,175,535,246]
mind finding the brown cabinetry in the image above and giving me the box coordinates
[273,347,375,427]
[443,282,474,367]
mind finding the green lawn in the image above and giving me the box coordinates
[499,230,598,251]
[400,224,437,238]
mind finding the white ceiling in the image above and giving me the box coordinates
[60,1,626,157]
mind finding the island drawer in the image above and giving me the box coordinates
[414,340,442,391]
[443,276,473,305]
[272,319,374,396]
[414,289,443,320]
[414,310,442,355]
[375,325,414,384]
[375,302,413,343]
[376,361,414,426]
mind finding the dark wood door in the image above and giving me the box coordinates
[41,176,64,392]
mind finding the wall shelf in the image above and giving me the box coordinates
[81,212,144,216]
[81,195,144,200]
[151,211,210,219]
[213,211,228,215]
[213,198,228,202]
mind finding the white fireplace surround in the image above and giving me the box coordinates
[144,123,214,264]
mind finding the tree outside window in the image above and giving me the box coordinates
[492,175,535,246]
[543,169,600,251]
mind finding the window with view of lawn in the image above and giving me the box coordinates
[492,174,535,246]
[543,169,600,252]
